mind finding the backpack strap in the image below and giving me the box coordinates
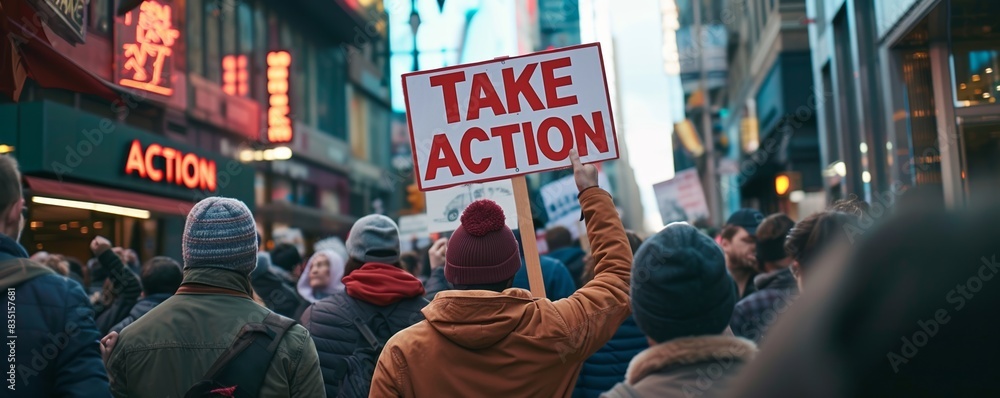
[185,313,297,398]
[342,297,382,350]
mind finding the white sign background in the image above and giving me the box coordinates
[425,180,520,234]
[403,43,618,191]
[652,168,710,225]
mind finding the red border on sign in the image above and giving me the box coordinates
[401,42,620,192]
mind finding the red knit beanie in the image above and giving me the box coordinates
[445,199,521,285]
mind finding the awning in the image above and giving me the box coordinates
[24,177,195,216]
[0,0,118,102]
[255,202,356,235]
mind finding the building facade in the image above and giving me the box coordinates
[807,0,1000,210]
[0,0,396,260]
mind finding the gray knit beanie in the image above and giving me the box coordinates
[183,197,258,275]
[346,215,400,264]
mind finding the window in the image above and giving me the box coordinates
[204,0,222,82]
[90,0,112,35]
[188,0,204,76]
[950,0,1000,107]
[317,48,347,139]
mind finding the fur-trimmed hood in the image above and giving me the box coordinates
[627,335,758,385]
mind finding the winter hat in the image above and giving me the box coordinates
[182,197,258,275]
[346,215,401,264]
[314,236,350,262]
[297,250,346,303]
[631,222,737,343]
[445,200,521,285]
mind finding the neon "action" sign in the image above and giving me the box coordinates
[124,140,217,191]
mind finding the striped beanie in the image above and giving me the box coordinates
[183,197,258,275]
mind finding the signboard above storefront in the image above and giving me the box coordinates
[114,0,180,96]
[26,0,87,44]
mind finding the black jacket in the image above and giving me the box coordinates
[0,234,110,397]
[110,293,172,333]
[251,268,304,318]
[300,291,427,397]
[93,251,142,335]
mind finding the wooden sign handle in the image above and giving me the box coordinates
[511,175,546,298]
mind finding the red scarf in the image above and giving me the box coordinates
[342,263,426,306]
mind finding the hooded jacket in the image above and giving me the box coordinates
[548,245,587,288]
[601,336,757,397]
[251,253,303,318]
[729,267,798,343]
[370,188,632,397]
[301,263,428,397]
[297,250,346,303]
[106,267,324,397]
[0,234,110,398]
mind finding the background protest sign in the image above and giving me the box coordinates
[540,172,611,239]
[398,214,430,252]
[425,180,519,234]
[403,43,618,191]
[653,168,709,225]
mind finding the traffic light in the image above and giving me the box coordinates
[406,183,425,212]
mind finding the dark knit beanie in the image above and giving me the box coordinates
[632,222,737,343]
[182,197,258,275]
[445,200,521,285]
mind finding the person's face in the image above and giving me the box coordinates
[308,254,331,289]
[722,227,757,271]
[3,198,25,241]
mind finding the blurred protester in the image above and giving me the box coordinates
[250,252,303,318]
[423,234,578,302]
[513,232,577,300]
[66,256,88,290]
[92,236,143,335]
[42,253,69,276]
[371,151,632,397]
[0,155,110,397]
[301,215,427,397]
[603,223,755,397]
[546,226,587,288]
[574,230,647,397]
[270,242,304,284]
[730,214,798,343]
[296,250,346,304]
[399,250,425,282]
[829,196,870,217]
[784,211,856,292]
[106,197,323,397]
[724,196,1000,398]
[314,235,350,262]
[720,209,764,299]
[88,257,108,297]
[110,256,182,333]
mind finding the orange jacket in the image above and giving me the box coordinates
[370,188,633,397]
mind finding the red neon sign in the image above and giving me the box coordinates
[223,55,249,96]
[266,51,293,143]
[124,140,218,191]
[117,0,180,96]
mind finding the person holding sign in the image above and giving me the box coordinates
[369,151,632,397]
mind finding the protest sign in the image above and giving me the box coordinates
[653,168,710,225]
[540,172,611,239]
[402,43,618,191]
[425,180,519,234]
[398,214,430,252]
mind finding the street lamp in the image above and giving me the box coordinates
[410,1,421,72]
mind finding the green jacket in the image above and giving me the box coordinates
[106,267,324,398]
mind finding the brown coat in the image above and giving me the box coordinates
[370,188,632,397]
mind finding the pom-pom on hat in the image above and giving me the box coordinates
[445,200,521,285]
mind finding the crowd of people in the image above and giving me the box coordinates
[2,148,997,398]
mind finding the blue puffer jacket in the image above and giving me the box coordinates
[547,246,587,288]
[573,316,646,398]
[0,234,110,397]
[110,293,172,333]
